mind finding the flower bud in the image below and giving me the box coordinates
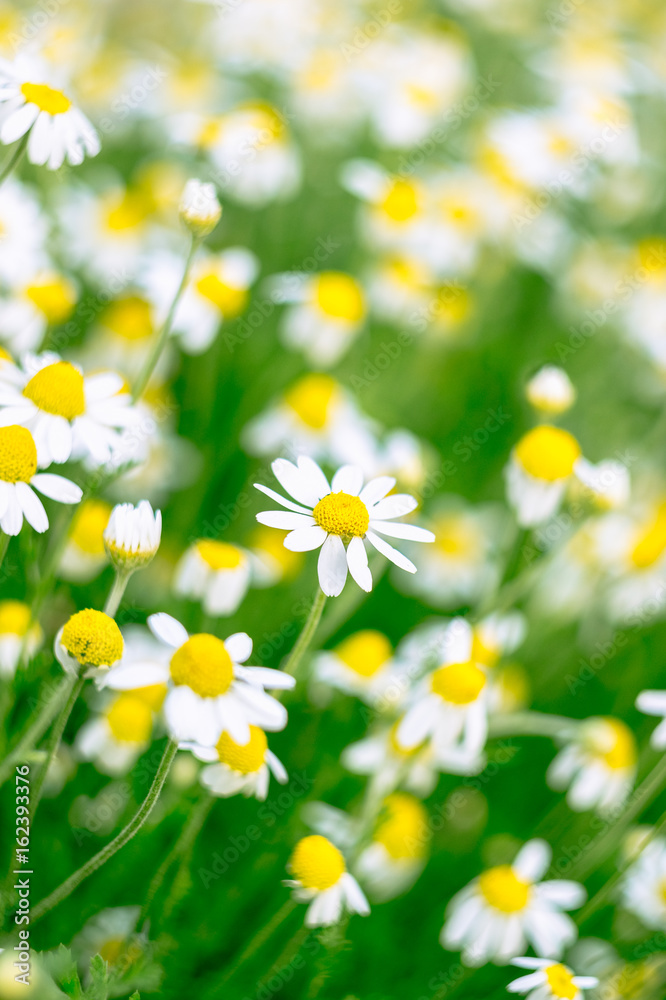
[179,179,222,237]
[104,500,162,572]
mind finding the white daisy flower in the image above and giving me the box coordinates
[635,690,666,750]
[547,717,637,816]
[0,599,42,678]
[621,837,666,930]
[284,834,370,928]
[312,629,402,707]
[507,957,598,998]
[179,178,222,237]
[0,56,100,169]
[255,456,434,597]
[59,499,112,583]
[104,500,162,571]
[273,270,367,367]
[441,838,586,966]
[505,424,585,527]
[174,539,252,617]
[339,159,429,258]
[181,725,287,801]
[0,271,77,355]
[99,612,294,746]
[526,367,576,416]
[356,793,430,902]
[75,688,162,777]
[56,609,124,677]
[342,722,440,798]
[0,424,82,535]
[0,353,135,467]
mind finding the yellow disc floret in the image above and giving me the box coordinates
[21,81,72,115]
[0,426,38,483]
[195,272,248,316]
[630,503,666,569]
[106,693,153,743]
[170,634,234,697]
[314,272,365,323]
[102,295,154,340]
[335,630,392,678]
[0,600,31,636]
[313,492,369,538]
[589,718,637,771]
[132,683,167,710]
[514,425,581,482]
[196,540,245,571]
[216,725,267,773]
[23,362,85,420]
[69,499,112,555]
[289,835,346,890]
[544,964,577,1000]
[61,609,124,667]
[25,276,76,324]
[375,793,429,860]
[284,374,338,430]
[478,865,531,913]
[381,179,420,222]
[431,662,486,704]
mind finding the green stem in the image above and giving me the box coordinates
[216,899,296,989]
[103,570,132,617]
[32,738,178,923]
[30,674,84,821]
[0,675,71,787]
[283,589,327,679]
[132,235,200,401]
[488,711,580,740]
[0,531,10,570]
[0,132,28,189]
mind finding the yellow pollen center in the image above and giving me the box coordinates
[104,189,155,231]
[590,718,637,770]
[196,539,245,570]
[544,964,577,1000]
[314,272,365,322]
[631,503,666,569]
[313,492,369,538]
[289,835,346,890]
[131,683,167,710]
[335,630,392,678]
[375,793,429,860]
[25,277,76,323]
[381,179,420,222]
[0,600,31,636]
[434,516,480,560]
[283,374,337,430]
[514,425,581,481]
[106,693,153,744]
[0,425,37,483]
[103,296,154,340]
[23,361,85,419]
[21,81,72,115]
[195,272,248,316]
[216,725,267,773]
[61,609,124,667]
[68,499,111,555]
[170,634,234,697]
[478,865,531,913]
[431,661,486,704]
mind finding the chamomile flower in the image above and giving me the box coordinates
[285,835,370,928]
[621,837,666,930]
[505,425,585,527]
[59,499,112,582]
[356,793,430,902]
[312,630,400,707]
[99,613,294,746]
[547,717,637,816]
[526,367,576,416]
[255,456,434,597]
[0,600,42,678]
[174,539,252,616]
[0,56,100,168]
[0,353,134,467]
[342,722,440,798]
[104,500,162,572]
[0,424,82,535]
[75,688,163,776]
[441,838,586,966]
[636,690,666,749]
[179,178,221,237]
[507,957,598,998]
[182,725,287,800]
[56,609,124,677]
[274,270,367,367]
[0,271,77,354]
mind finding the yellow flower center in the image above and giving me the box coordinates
[289,835,346,890]
[381,179,420,222]
[102,295,154,340]
[335,630,392,678]
[544,964,577,1000]
[216,725,267,773]
[25,276,76,323]
[631,503,666,569]
[434,516,481,560]
[514,425,581,481]
[313,492,369,538]
[195,272,248,316]
[61,609,124,667]
[375,793,429,860]
[106,693,153,744]
[590,718,637,770]
[23,361,85,420]
[68,499,111,555]
[170,634,234,697]
[430,662,486,704]
[104,189,155,231]
[313,272,365,323]
[196,539,245,571]
[0,425,37,483]
[283,374,338,430]
[478,865,531,913]
[131,683,167,710]
[21,81,72,115]
[471,629,500,669]
[0,600,31,636]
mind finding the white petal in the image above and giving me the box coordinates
[255,510,315,530]
[1,102,39,144]
[537,880,586,909]
[359,476,396,505]
[15,482,47,532]
[284,525,327,551]
[369,494,418,519]
[365,530,416,573]
[318,534,348,596]
[236,665,295,689]
[346,536,372,592]
[636,690,666,716]
[331,465,363,495]
[1,489,22,535]
[99,662,170,690]
[148,612,189,648]
[224,632,253,663]
[30,473,82,504]
[514,839,551,882]
[369,520,435,542]
[253,483,313,515]
[272,457,328,507]
[341,872,370,915]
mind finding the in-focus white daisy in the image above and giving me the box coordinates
[507,957,598,998]
[505,425,585,527]
[441,839,586,966]
[547,717,637,816]
[526,367,576,416]
[285,834,370,928]
[636,690,666,750]
[75,688,163,776]
[255,456,434,597]
[174,539,252,616]
[0,353,135,467]
[0,599,42,678]
[273,270,367,367]
[621,836,666,930]
[0,55,100,169]
[182,725,287,801]
[312,630,400,707]
[356,793,430,902]
[59,499,112,583]
[104,500,162,571]
[99,613,294,746]
[0,424,82,535]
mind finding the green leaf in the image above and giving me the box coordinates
[82,954,109,1000]
[129,993,141,1000]
[42,945,83,1000]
